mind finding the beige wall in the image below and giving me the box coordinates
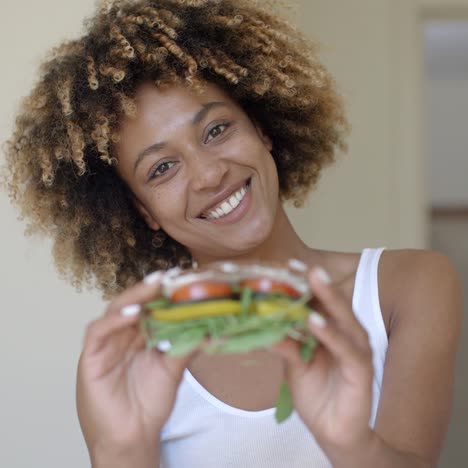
[289,0,404,251]
[426,79,468,205]
[0,0,458,467]
[0,2,103,467]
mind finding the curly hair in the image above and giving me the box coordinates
[2,0,348,298]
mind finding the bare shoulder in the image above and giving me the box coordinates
[379,249,463,336]
[318,247,463,338]
[380,248,459,281]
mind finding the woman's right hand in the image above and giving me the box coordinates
[76,273,196,466]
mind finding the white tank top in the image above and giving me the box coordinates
[160,248,388,468]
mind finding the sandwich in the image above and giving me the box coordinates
[141,259,318,422]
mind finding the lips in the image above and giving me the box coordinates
[198,178,250,219]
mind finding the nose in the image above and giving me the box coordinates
[188,152,229,192]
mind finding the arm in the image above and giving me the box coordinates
[330,250,462,468]
[367,250,463,467]
[77,276,195,468]
[271,250,462,468]
[91,440,160,468]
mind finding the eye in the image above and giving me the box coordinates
[205,123,230,143]
[149,161,176,180]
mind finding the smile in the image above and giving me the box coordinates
[200,178,252,221]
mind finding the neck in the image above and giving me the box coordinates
[192,203,323,267]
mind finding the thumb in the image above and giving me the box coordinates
[160,345,203,381]
[270,337,308,378]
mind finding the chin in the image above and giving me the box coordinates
[230,218,275,252]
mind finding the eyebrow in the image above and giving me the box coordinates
[133,101,227,174]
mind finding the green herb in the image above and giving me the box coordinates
[167,327,207,356]
[145,298,171,309]
[275,381,294,423]
[215,323,290,353]
[240,287,254,318]
[220,313,278,335]
[254,291,296,301]
[300,336,318,362]
[206,317,224,340]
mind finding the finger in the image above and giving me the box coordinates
[308,311,372,376]
[105,270,164,318]
[83,304,142,355]
[269,337,308,370]
[309,267,369,347]
[85,270,165,354]
[128,332,146,355]
[121,332,147,366]
[160,348,201,382]
[88,330,138,378]
[155,336,209,382]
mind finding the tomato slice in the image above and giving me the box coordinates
[240,278,301,299]
[170,281,234,303]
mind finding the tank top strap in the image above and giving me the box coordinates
[352,248,384,313]
[352,247,388,413]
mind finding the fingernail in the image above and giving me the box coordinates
[288,258,307,272]
[312,267,331,285]
[157,340,172,352]
[144,271,163,285]
[121,304,141,317]
[309,312,327,328]
[165,267,182,279]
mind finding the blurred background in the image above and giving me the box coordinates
[424,16,468,467]
[0,0,466,466]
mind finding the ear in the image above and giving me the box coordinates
[253,119,273,151]
[133,196,161,231]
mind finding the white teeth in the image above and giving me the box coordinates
[229,195,240,208]
[220,201,232,215]
[204,182,249,220]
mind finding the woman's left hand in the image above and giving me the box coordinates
[270,267,375,454]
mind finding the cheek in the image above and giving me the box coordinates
[145,184,187,224]
[238,135,274,167]
[237,137,278,194]
[261,150,279,188]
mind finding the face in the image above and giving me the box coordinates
[115,81,279,262]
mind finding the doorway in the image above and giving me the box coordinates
[423,17,468,468]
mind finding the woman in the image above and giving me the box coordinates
[3,0,461,467]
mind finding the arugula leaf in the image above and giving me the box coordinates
[220,314,275,335]
[275,381,294,423]
[253,291,295,301]
[216,323,290,353]
[167,327,207,356]
[145,298,171,309]
[240,287,254,318]
[300,336,318,362]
